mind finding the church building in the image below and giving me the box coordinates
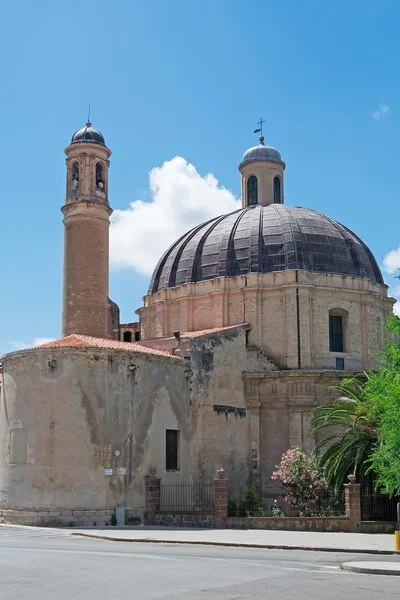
[0,122,394,525]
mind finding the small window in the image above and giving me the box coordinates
[134,331,141,341]
[123,331,132,342]
[247,176,258,205]
[274,176,281,203]
[96,162,103,187]
[329,315,343,352]
[72,162,79,181]
[336,357,345,370]
[166,429,179,470]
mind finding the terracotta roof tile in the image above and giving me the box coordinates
[180,324,248,339]
[138,324,249,344]
[31,335,182,360]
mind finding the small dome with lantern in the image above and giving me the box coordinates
[240,136,283,166]
[71,122,106,146]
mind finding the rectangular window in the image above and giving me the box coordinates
[336,357,345,370]
[329,315,343,352]
[166,429,179,470]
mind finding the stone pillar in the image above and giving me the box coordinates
[344,480,361,531]
[144,473,161,525]
[214,468,229,529]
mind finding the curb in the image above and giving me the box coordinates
[341,562,400,576]
[71,533,400,555]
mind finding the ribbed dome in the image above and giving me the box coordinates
[149,204,383,294]
[241,141,282,165]
[71,122,105,146]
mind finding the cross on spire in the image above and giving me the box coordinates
[254,117,265,137]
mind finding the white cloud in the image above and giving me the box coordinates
[372,104,390,120]
[10,337,55,351]
[383,246,400,274]
[109,157,240,275]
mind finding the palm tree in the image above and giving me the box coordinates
[311,376,378,494]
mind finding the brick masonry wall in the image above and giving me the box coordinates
[62,207,111,339]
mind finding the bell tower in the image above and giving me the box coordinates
[62,122,112,338]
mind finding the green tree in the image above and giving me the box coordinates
[365,314,400,496]
[311,377,377,494]
[312,313,400,497]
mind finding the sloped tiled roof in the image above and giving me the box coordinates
[136,324,248,346]
[177,324,248,339]
[32,335,182,360]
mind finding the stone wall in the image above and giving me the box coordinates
[227,516,350,532]
[361,521,397,534]
[139,270,392,371]
[0,508,115,527]
[244,369,362,487]
[155,513,215,528]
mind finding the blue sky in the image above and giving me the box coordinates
[1,0,399,355]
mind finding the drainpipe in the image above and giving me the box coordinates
[295,270,301,369]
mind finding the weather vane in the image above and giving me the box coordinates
[254,117,265,137]
[87,104,91,125]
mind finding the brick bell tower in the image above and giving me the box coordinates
[62,121,112,339]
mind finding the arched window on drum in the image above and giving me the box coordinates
[247,176,258,205]
[96,162,104,189]
[274,176,281,203]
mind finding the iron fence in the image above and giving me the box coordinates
[228,486,345,518]
[361,493,400,522]
[159,483,214,513]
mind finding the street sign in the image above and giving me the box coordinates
[104,468,113,476]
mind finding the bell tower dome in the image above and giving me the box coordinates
[238,121,285,208]
[62,122,112,338]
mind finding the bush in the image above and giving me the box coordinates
[125,515,141,526]
[228,487,265,517]
[272,446,327,516]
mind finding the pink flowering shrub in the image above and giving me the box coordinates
[271,446,327,516]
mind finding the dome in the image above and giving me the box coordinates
[71,122,105,146]
[149,204,383,294]
[240,138,282,165]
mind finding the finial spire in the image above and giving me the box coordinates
[253,117,265,141]
[86,104,91,128]
[253,118,265,145]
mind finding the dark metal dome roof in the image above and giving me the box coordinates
[71,122,105,146]
[149,204,383,294]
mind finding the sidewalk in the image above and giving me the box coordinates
[71,526,400,555]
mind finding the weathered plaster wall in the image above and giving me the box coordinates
[189,327,252,487]
[0,348,190,512]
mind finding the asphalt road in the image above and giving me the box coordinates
[0,527,399,599]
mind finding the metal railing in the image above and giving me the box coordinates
[159,483,214,513]
[361,493,400,522]
[228,486,345,518]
